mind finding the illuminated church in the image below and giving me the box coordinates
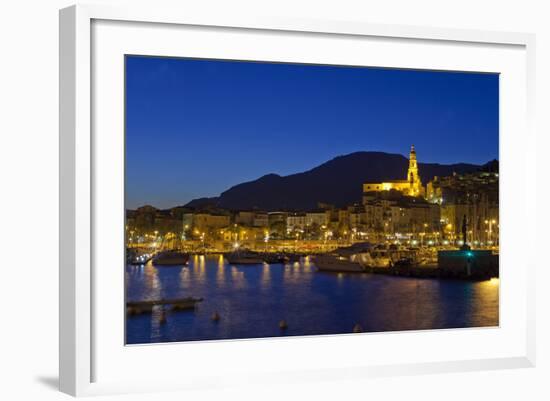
[363,145,425,197]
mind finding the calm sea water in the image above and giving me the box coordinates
[126,254,499,344]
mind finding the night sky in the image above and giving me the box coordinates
[126,56,498,209]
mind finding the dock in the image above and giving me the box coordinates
[126,297,203,315]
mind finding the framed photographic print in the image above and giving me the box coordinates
[60,4,536,396]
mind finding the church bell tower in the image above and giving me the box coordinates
[407,145,422,195]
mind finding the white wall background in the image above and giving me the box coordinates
[0,0,548,400]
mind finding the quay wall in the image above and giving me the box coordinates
[438,250,498,278]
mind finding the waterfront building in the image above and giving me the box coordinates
[183,212,231,236]
[287,213,307,232]
[407,201,440,232]
[267,211,288,238]
[361,192,440,237]
[232,226,266,242]
[219,229,234,242]
[234,211,269,228]
[128,205,157,233]
[363,145,425,198]
[428,168,499,245]
[253,212,269,228]
[157,208,190,233]
[182,212,194,232]
[347,204,365,230]
[305,210,329,227]
[268,211,288,225]
[235,211,255,226]
[198,213,231,230]
[316,208,355,237]
[337,209,350,229]
[126,205,184,236]
[267,212,288,225]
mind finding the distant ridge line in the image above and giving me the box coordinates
[182,151,492,211]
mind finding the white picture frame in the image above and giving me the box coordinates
[59,3,536,397]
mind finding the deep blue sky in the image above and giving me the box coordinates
[126,56,498,209]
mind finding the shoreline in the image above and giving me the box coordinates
[138,252,499,282]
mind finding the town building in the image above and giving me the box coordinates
[183,212,230,234]
[233,211,269,228]
[235,211,255,226]
[287,213,307,231]
[268,211,288,225]
[427,168,499,245]
[347,204,365,230]
[305,210,329,228]
[127,205,186,235]
[362,192,440,236]
[252,212,269,228]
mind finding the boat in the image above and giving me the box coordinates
[126,296,203,315]
[356,246,421,268]
[313,254,365,273]
[334,242,373,257]
[283,253,301,263]
[392,257,417,268]
[363,249,391,268]
[127,250,152,265]
[152,250,190,266]
[263,253,287,264]
[225,249,264,265]
[354,252,378,267]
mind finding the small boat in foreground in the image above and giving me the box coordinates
[313,254,365,273]
[126,296,203,315]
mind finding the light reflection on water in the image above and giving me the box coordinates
[126,254,499,344]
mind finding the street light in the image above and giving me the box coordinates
[485,219,497,245]
[200,232,206,253]
[264,232,270,252]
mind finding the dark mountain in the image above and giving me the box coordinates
[185,151,485,211]
[480,159,499,173]
[185,197,219,209]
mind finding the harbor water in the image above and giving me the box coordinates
[126,254,499,344]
